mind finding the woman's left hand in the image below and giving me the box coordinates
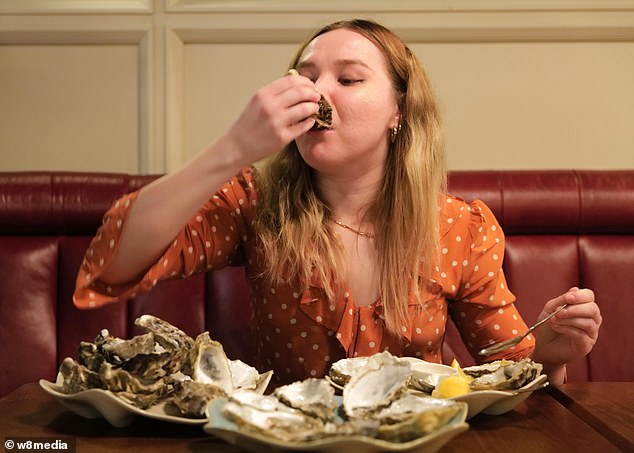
[532,287,602,370]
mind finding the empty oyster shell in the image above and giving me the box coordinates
[274,378,337,420]
[59,357,103,394]
[172,380,227,417]
[229,359,260,390]
[188,332,233,395]
[342,352,412,418]
[328,356,370,387]
[222,391,325,442]
[463,358,543,391]
[59,315,273,418]
[375,394,463,442]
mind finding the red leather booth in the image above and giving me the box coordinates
[1,170,633,397]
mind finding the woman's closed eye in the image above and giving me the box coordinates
[339,78,363,86]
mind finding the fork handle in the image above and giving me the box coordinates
[527,304,568,333]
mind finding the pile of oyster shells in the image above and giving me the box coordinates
[59,314,542,442]
[329,354,543,394]
[59,314,271,417]
[221,351,466,443]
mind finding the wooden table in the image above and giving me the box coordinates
[0,382,632,452]
[548,382,634,452]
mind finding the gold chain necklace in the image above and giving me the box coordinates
[332,219,375,239]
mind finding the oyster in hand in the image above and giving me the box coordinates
[312,96,332,130]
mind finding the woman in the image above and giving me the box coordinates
[74,19,601,386]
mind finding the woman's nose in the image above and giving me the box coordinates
[312,75,332,94]
[313,77,333,102]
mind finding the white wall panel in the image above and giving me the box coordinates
[0,44,139,172]
[1,0,633,172]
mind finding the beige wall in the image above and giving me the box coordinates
[1,0,633,173]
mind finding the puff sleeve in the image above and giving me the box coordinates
[447,200,535,363]
[73,167,258,309]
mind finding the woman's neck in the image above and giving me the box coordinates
[316,167,383,225]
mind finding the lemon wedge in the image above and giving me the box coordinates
[431,359,473,398]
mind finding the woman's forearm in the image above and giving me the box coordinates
[99,135,248,285]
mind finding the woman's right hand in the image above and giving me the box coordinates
[222,73,321,164]
[97,73,320,286]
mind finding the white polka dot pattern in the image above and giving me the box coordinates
[74,169,535,385]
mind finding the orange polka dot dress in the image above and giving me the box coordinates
[74,167,535,385]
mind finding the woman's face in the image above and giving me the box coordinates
[294,28,400,176]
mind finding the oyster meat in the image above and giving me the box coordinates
[312,96,333,130]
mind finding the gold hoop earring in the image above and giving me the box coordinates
[390,123,402,143]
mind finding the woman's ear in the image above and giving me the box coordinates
[389,111,401,130]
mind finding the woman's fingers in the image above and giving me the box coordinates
[225,75,320,161]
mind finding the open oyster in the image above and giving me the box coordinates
[286,68,332,130]
[463,358,543,391]
[312,96,332,130]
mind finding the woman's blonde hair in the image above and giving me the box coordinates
[255,19,446,335]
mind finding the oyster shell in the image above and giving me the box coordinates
[312,96,332,130]
[171,380,227,417]
[135,314,194,351]
[219,372,466,444]
[222,391,325,442]
[229,359,260,391]
[58,315,273,417]
[463,358,543,391]
[59,357,103,393]
[328,356,370,387]
[343,351,412,418]
[274,378,337,420]
[375,394,463,442]
[188,332,233,395]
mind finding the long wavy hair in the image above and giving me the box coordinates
[254,19,446,335]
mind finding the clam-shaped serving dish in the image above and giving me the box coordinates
[203,395,469,453]
[39,370,272,428]
[327,356,549,420]
[451,373,549,419]
[404,358,549,419]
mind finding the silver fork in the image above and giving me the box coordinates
[478,304,568,356]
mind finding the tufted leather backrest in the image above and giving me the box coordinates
[445,171,634,381]
[1,170,632,396]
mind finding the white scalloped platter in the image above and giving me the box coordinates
[203,397,469,453]
[39,371,273,428]
[450,373,549,419]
